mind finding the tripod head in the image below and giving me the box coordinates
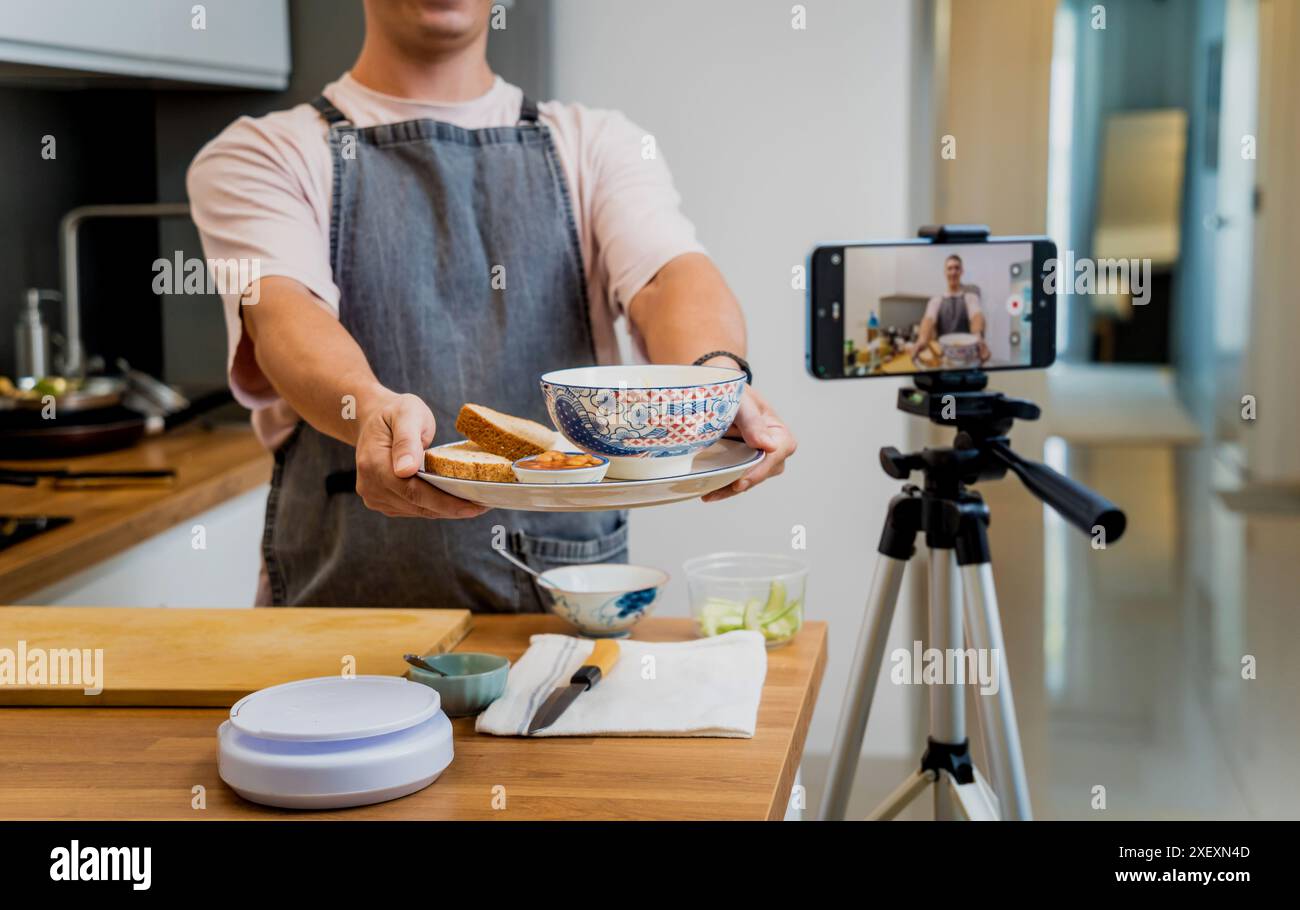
[881,371,1126,544]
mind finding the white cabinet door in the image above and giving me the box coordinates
[0,0,289,88]
[21,485,267,608]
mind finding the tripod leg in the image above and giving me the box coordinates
[956,504,1033,820]
[866,769,934,821]
[928,547,966,821]
[817,554,908,820]
[945,767,1001,821]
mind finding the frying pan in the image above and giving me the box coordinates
[0,404,148,458]
[0,376,126,413]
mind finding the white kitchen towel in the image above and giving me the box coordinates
[475,631,768,738]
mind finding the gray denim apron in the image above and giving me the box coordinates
[261,94,627,611]
[935,293,971,336]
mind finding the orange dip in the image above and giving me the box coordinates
[517,451,604,470]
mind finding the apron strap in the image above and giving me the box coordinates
[311,92,535,127]
[519,95,540,124]
[310,94,351,126]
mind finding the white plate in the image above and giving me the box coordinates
[418,438,763,512]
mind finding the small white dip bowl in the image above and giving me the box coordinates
[511,452,610,484]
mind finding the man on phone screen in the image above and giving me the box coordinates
[913,254,991,362]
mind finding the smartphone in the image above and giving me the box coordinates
[807,236,1057,379]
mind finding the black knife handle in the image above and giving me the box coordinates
[570,665,602,689]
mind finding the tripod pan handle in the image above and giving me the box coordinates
[989,441,1127,544]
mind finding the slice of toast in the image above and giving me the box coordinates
[425,441,517,483]
[455,403,557,462]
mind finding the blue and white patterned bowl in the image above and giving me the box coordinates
[536,564,669,637]
[539,365,746,480]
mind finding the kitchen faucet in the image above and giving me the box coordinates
[58,202,192,377]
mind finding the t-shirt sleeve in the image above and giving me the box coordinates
[581,108,707,315]
[924,296,943,321]
[965,292,983,320]
[185,111,338,409]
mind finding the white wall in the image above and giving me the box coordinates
[550,0,920,761]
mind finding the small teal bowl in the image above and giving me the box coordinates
[405,652,510,717]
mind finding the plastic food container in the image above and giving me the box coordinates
[683,552,808,648]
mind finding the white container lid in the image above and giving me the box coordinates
[229,675,440,742]
[218,676,454,809]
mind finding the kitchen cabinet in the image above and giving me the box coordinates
[0,424,272,604]
[0,0,289,89]
[22,485,267,608]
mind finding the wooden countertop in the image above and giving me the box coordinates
[0,616,827,821]
[0,424,271,602]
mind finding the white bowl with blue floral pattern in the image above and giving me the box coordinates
[539,365,746,480]
[536,563,669,637]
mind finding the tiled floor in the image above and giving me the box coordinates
[800,435,1299,821]
[1037,441,1296,819]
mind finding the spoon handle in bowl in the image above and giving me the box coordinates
[495,546,540,579]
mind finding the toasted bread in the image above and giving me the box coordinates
[425,441,517,483]
[455,403,557,462]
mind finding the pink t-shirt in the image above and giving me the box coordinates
[187,73,706,449]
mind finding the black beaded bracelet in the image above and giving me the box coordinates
[692,350,752,384]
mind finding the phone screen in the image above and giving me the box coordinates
[808,238,1056,379]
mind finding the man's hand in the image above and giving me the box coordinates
[702,385,797,503]
[354,392,489,520]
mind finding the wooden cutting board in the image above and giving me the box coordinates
[0,606,472,706]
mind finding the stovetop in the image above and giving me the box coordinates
[0,515,73,552]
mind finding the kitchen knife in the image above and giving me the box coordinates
[0,467,176,489]
[526,638,620,735]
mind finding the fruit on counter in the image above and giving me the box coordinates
[697,579,803,645]
[0,375,77,399]
[34,376,69,397]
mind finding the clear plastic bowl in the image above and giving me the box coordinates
[683,552,808,648]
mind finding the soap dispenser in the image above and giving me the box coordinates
[15,288,60,380]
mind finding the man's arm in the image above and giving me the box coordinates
[913,296,942,355]
[627,253,796,501]
[967,293,987,337]
[625,252,747,362]
[914,315,938,353]
[968,294,990,360]
[243,276,486,520]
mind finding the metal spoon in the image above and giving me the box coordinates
[488,543,546,579]
[403,653,447,676]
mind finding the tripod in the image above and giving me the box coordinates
[818,371,1126,821]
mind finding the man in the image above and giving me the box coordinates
[913,254,991,362]
[187,0,796,610]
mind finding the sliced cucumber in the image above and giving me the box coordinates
[762,609,802,642]
[762,580,786,620]
[698,584,803,643]
[760,596,801,628]
[698,597,745,637]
